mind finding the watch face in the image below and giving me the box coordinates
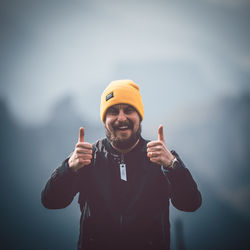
[172,158,179,169]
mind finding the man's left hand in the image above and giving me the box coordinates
[147,125,175,168]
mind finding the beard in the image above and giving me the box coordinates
[105,120,141,150]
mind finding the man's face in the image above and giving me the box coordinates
[104,104,141,150]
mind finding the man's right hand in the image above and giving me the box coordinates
[68,127,93,172]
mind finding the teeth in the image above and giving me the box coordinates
[118,126,129,129]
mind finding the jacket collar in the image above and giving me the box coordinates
[104,136,147,157]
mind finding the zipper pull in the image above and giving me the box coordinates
[120,154,127,181]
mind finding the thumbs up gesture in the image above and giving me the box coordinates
[147,125,175,168]
[68,127,93,172]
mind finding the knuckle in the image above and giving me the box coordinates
[83,160,91,166]
[150,158,157,163]
[85,155,91,160]
[84,142,92,147]
[76,158,81,164]
[75,148,81,154]
[77,157,85,163]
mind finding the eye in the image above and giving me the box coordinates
[107,107,118,115]
[124,106,135,114]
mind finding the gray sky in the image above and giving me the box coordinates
[1,0,249,126]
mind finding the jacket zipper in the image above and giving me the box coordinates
[121,153,124,163]
[119,153,127,181]
[120,154,125,233]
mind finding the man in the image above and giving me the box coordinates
[41,79,202,250]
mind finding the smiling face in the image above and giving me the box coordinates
[104,104,141,150]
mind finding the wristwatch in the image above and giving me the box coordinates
[164,157,178,170]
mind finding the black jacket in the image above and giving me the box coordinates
[41,137,202,250]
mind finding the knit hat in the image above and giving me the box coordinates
[100,79,144,122]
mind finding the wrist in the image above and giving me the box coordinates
[67,159,78,173]
[163,157,178,170]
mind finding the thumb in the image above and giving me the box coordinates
[158,125,164,142]
[78,127,84,142]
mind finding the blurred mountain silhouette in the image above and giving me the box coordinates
[0,93,249,250]
[170,91,250,250]
[0,96,103,250]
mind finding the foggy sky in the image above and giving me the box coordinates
[0,0,249,126]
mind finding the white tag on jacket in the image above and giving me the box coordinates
[120,163,127,181]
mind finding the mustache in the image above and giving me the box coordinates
[112,120,133,130]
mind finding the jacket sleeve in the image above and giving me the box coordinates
[41,159,83,209]
[165,151,202,212]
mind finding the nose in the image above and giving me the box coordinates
[117,110,127,122]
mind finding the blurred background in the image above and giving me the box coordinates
[0,0,249,249]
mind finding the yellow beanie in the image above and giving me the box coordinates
[100,79,144,122]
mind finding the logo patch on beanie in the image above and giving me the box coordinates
[106,92,114,101]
